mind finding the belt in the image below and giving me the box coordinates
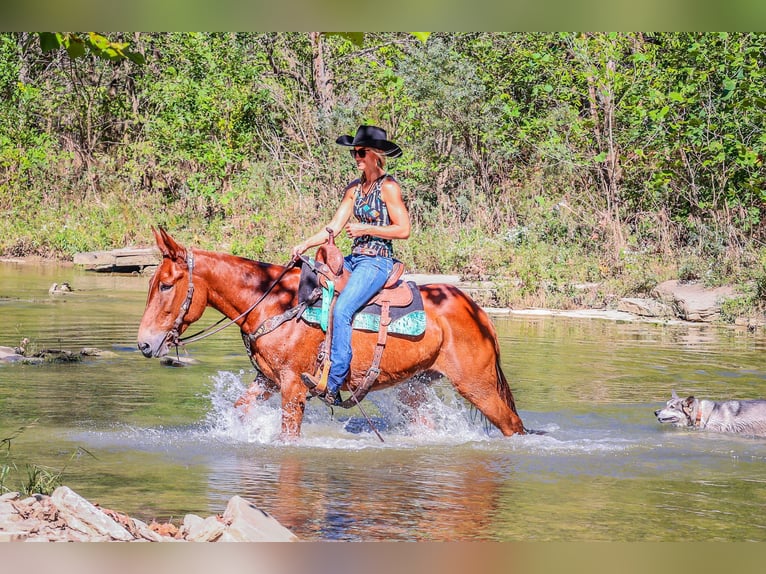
[352,245,392,258]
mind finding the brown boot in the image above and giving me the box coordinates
[301,373,339,406]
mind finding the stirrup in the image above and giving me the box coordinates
[301,373,339,406]
[301,372,326,395]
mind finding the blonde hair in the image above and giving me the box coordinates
[371,148,386,169]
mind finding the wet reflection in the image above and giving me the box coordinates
[218,448,508,541]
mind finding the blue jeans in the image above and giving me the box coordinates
[326,254,394,393]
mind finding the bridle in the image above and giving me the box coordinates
[165,249,299,349]
[167,250,196,347]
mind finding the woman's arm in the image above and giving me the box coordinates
[291,184,356,258]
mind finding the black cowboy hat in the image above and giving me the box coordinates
[335,125,402,158]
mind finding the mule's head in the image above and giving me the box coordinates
[137,228,206,358]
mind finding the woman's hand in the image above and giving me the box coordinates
[291,242,307,260]
[344,222,368,238]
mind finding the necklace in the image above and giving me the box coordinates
[359,172,386,196]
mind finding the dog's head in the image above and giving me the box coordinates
[654,390,698,427]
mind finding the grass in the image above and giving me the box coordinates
[1,422,96,496]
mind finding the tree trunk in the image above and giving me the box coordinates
[309,32,334,115]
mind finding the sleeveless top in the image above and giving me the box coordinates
[352,174,395,258]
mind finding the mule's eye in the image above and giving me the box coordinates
[159,282,173,293]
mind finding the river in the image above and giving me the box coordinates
[2,260,766,541]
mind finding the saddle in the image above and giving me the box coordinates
[314,229,409,305]
[301,229,420,408]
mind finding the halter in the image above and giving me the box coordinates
[167,250,196,347]
[167,249,299,348]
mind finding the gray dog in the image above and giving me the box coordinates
[655,390,766,436]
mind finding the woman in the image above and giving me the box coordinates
[291,125,411,406]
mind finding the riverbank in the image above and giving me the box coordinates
[0,487,297,542]
[2,254,763,329]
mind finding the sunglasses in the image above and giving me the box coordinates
[349,148,373,159]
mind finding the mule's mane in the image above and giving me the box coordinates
[187,247,295,324]
[192,247,283,273]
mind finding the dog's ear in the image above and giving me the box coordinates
[682,396,695,414]
[671,389,679,399]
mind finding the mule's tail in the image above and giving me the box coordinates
[494,358,516,409]
[488,321,536,435]
[486,318,520,414]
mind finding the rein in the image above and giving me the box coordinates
[169,250,298,348]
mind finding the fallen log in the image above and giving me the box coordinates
[73,248,160,272]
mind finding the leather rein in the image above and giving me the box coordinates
[167,250,298,349]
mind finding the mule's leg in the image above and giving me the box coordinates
[435,352,524,436]
[234,373,279,413]
[454,364,524,436]
[279,374,307,440]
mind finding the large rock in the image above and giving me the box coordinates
[184,514,226,542]
[221,496,299,542]
[617,297,675,318]
[51,486,134,541]
[0,346,24,363]
[651,280,737,322]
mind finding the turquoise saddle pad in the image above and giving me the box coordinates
[302,306,426,336]
[297,261,426,337]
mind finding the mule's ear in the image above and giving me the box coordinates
[153,227,186,260]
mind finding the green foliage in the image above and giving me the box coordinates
[36,32,145,64]
[1,32,765,315]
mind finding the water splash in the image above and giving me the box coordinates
[201,370,506,448]
[203,370,282,444]
[198,371,644,458]
[79,371,649,458]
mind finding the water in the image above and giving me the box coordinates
[2,260,766,540]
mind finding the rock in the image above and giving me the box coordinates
[79,347,117,358]
[51,486,134,541]
[402,273,461,285]
[131,517,167,542]
[0,531,28,542]
[33,350,82,364]
[651,280,737,322]
[48,282,73,294]
[159,356,199,367]
[617,297,675,318]
[735,316,766,330]
[149,521,180,538]
[182,513,204,534]
[221,495,299,542]
[185,515,226,542]
[0,346,25,362]
[0,487,297,542]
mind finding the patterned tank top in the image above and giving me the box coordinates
[352,174,395,258]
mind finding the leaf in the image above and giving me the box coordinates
[326,32,365,46]
[668,92,685,103]
[65,39,86,59]
[38,32,61,52]
[410,32,431,44]
[594,151,608,162]
[88,32,111,51]
[124,50,146,65]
